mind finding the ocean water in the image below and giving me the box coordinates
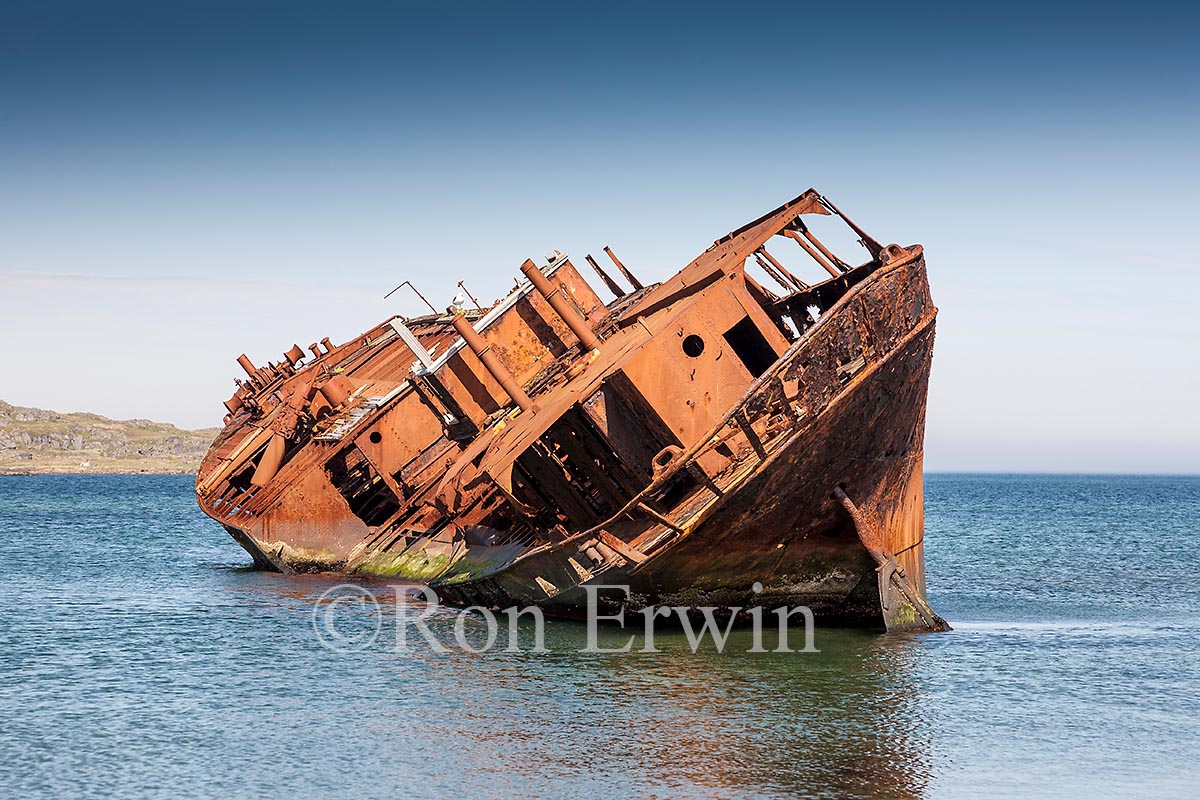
[0,473,1197,799]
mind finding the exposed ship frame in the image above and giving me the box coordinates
[196,189,948,632]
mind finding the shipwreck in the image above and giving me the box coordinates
[196,190,948,632]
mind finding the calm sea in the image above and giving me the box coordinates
[1,474,1197,799]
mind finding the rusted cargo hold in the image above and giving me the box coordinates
[196,190,947,632]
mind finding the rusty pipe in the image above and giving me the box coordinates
[752,252,792,292]
[756,246,807,290]
[451,312,534,413]
[782,230,840,277]
[604,246,644,291]
[519,259,602,351]
[800,228,849,271]
[754,250,807,291]
[236,354,257,378]
[584,254,625,298]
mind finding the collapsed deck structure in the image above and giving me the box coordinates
[196,189,948,632]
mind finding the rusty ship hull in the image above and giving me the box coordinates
[196,189,947,632]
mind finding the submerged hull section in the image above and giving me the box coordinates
[196,189,948,632]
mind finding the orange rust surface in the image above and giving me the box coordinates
[195,189,944,630]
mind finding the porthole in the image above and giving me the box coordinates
[682,334,705,358]
[368,431,383,444]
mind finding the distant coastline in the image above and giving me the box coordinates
[1,468,198,476]
[0,399,216,476]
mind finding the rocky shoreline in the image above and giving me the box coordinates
[0,399,216,476]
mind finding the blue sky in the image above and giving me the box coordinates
[1,1,1196,472]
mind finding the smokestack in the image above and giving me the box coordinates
[518,259,602,352]
[451,312,534,413]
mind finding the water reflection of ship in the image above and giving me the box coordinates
[218,569,931,796]
[375,621,932,798]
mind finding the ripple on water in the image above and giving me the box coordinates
[0,473,1197,799]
